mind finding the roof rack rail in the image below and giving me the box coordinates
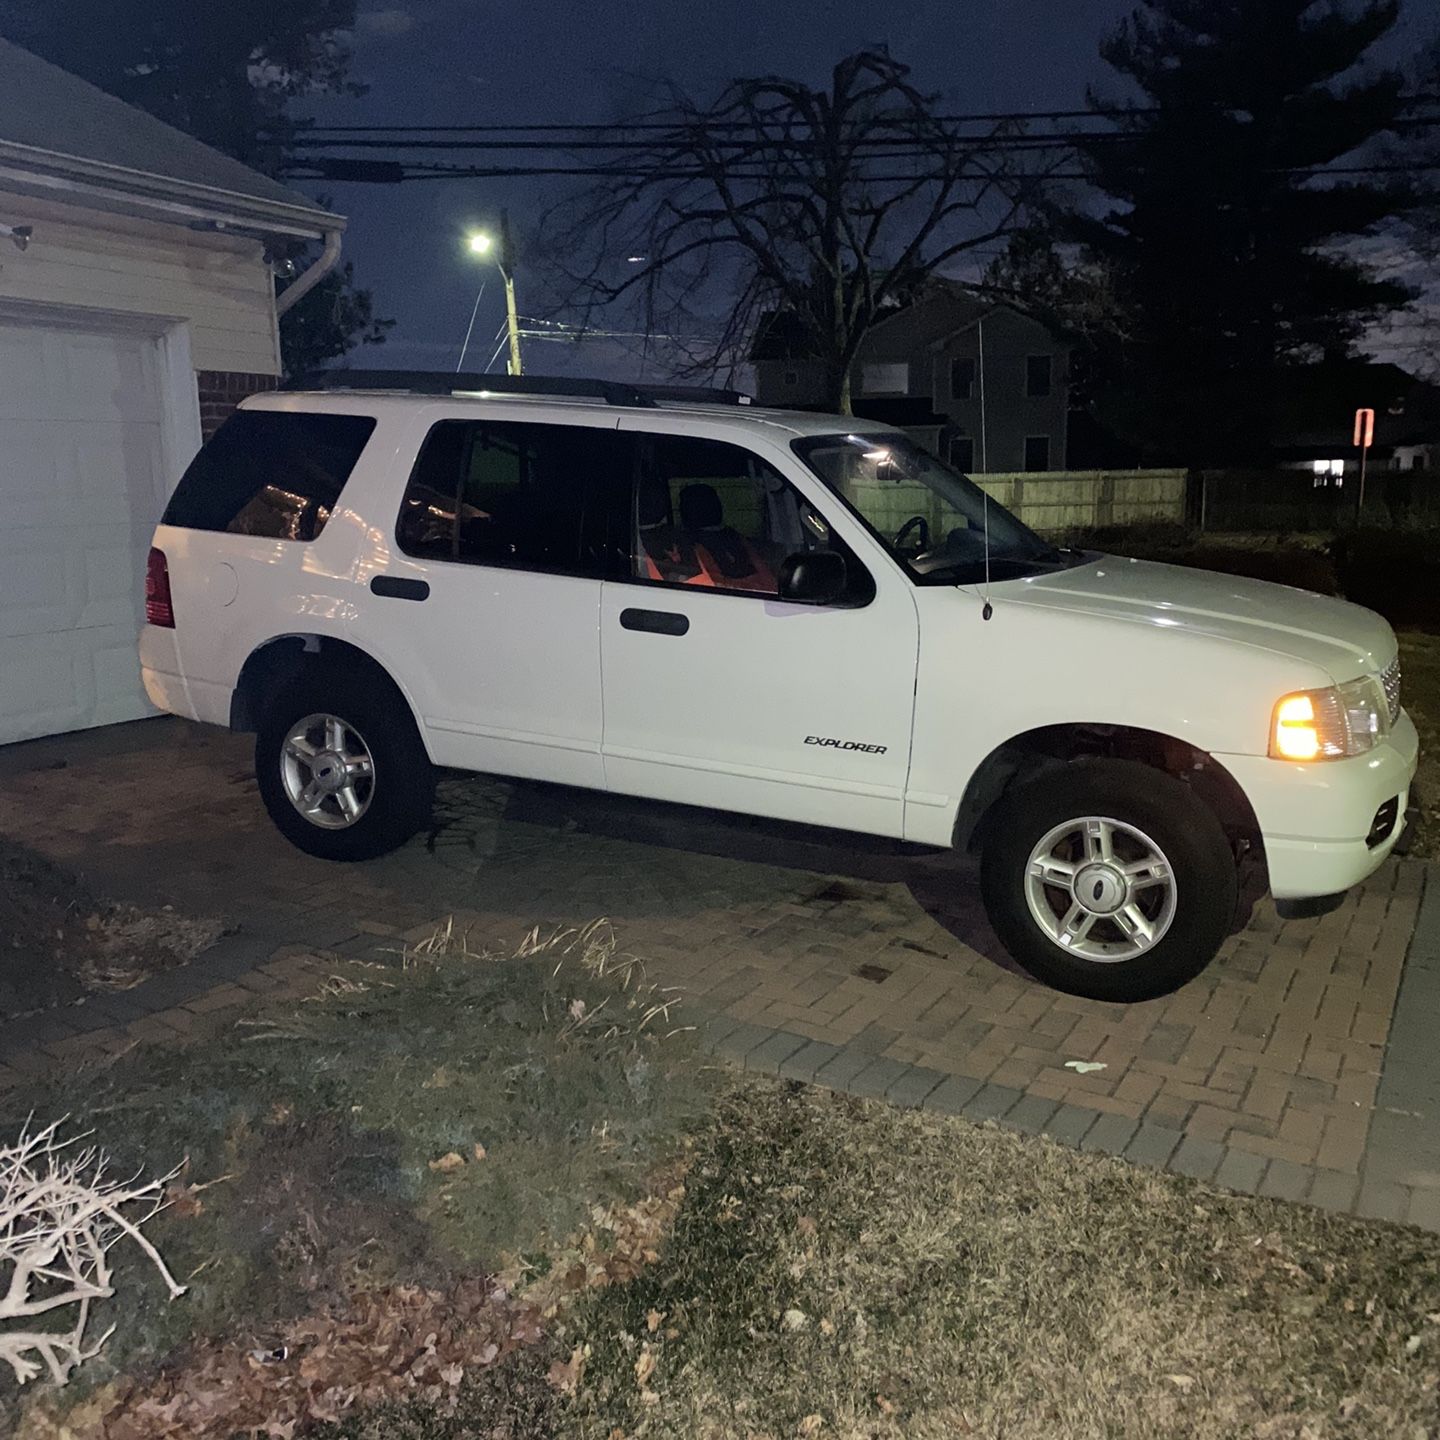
[292,370,752,408]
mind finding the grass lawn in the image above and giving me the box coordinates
[6,928,1439,1439]
[3,923,714,1439]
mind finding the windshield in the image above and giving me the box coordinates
[792,432,1061,583]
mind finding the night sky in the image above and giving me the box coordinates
[299,0,1433,379]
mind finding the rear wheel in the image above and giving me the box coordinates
[979,760,1236,1001]
[256,668,433,861]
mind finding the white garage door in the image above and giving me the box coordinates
[0,321,171,745]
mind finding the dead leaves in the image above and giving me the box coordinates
[79,1279,542,1440]
[426,1143,488,1173]
[546,1344,587,1395]
[635,1341,660,1380]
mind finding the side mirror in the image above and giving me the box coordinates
[778,550,848,604]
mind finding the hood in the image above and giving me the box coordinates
[1000,556,1395,682]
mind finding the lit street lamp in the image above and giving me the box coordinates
[462,214,523,375]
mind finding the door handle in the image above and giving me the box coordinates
[371,575,430,602]
[620,607,689,637]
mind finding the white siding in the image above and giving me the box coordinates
[0,190,280,374]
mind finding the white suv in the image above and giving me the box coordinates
[141,375,1418,1001]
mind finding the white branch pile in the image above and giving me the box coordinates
[0,1119,186,1388]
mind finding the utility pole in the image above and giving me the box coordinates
[499,210,523,376]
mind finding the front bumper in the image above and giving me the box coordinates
[1216,709,1420,900]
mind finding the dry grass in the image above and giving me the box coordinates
[562,1085,1440,1440]
[1,919,713,1438]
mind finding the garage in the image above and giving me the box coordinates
[0,319,171,744]
[0,35,345,746]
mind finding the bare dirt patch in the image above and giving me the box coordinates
[0,839,223,1019]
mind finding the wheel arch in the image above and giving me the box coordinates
[953,723,1263,863]
[230,634,431,757]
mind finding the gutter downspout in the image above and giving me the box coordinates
[276,228,343,318]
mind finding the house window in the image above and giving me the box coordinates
[783,370,799,387]
[862,362,909,395]
[948,435,975,473]
[1023,435,1051,472]
[1026,354,1053,398]
[949,357,976,400]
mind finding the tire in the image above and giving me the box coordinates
[979,759,1237,1002]
[255,665,434,861]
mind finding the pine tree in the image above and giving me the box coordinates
[1070,0,1414,462]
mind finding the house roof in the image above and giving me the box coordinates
[0,37,335,230]
[750,280,1046,363]
[1271,361,1440,454]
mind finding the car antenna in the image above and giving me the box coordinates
[981,489,993,621]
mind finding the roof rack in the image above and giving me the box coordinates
[293,370,752,408]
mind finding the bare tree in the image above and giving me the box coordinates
[0,1119,184,1388]
[542,51,1042,412]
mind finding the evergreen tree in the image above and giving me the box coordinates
[1068,0,1414,462]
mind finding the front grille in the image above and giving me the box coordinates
[1382,656,1402,724]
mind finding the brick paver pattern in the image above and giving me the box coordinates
[0,722,1429,1225]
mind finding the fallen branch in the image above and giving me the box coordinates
[0,1118,184,1387]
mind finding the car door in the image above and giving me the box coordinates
[357,410,630,788]
[599,421,920,838]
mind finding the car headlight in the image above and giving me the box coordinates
[1270,678,1388,761]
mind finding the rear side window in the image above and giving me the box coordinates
[162,410,376,541]
[396,420,631,578]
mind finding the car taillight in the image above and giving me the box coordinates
[145,547,175,628]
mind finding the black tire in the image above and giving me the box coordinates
[979,759,1237,1002]
[255,665,434,861]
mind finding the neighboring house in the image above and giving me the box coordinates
[752,281,1071,473]
[1270,361,1440,482]
[0,38,344,746]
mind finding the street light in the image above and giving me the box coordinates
[461,215,522,376]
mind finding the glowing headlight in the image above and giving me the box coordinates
[1270,677,1388,761]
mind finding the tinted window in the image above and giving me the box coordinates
[632,434,871,603]
[397,420,630,578]
[162,410,375,541]
[1026,354,1053,398]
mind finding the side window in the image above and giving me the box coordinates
[950,357,976,401]
[1024,435,1052,472]
[397,420,630,577]
[631,434,869,602]
[162,410,375,541]
[948,434,976,473]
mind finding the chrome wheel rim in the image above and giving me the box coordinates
[1024,816,1177,964]
[280,713,376,830]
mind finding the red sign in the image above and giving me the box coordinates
[1353,408,1375,449]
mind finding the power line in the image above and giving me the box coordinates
[280,94,1440,136]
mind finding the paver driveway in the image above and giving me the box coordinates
[0,717,1435,1229]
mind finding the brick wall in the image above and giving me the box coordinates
[196,370,278,440]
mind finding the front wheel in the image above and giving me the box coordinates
[255,668,434,861]
[979,760,1237,1002]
